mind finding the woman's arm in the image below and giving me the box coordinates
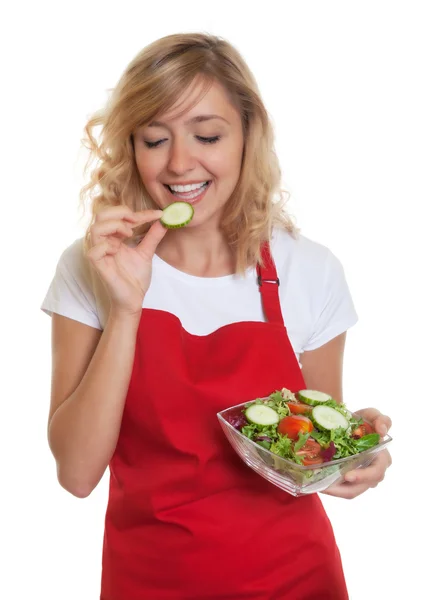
[300,332,346,403]
[48,310,140,498]
[301,333,392,499]
[46,208,166,499]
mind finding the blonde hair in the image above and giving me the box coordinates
[80,32,297,273]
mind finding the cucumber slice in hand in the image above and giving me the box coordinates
[298,389,333,406]
[312,405,349,431]
[160,201,194,229]
[245,404,279,426]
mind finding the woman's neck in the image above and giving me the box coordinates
[156,225,235,277]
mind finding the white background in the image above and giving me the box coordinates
[1,1,423,599]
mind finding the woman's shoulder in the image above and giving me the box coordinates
[41,236,105,330]
[53,236,98,289]
[270,227,358,351]
[271,226,337,271]
[56,237,87,271]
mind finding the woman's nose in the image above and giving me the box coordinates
[167,138,196,175]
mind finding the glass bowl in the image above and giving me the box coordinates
[217,399,392,497]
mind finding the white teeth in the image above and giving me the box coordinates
[169,182,207,193]
[172,185,208,200]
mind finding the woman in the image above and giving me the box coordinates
[42,33,392,599]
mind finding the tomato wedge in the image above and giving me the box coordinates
[296,438,323,466]
[286,401,312,415]
[278,415,314,440]
[302,456,324,466]
[352,422,374,439]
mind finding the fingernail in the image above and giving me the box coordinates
[344,474,356,483]
[380,425,388,435]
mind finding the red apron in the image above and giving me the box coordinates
[101,244,348,600]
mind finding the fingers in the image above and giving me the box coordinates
[373,414,392,436]
[94,205,162,224]
[355,407,381,421]
[323,481,367,499]
[323,480,371,500]
[86,238,120,263]
[322,407,393,501]
[355,408,392,436]
[344,450,392,485]
[89,208,164,249]
[323,450,392,499]
[132,209,164,225]
[135,221,168,260]
[90,219,134,246]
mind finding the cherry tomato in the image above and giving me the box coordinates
[296,438,321,456]
[302,456,324,466]
[296,438,323,465]
[286,401,312,415]
[278,415,313,440]
[352,422,374,439]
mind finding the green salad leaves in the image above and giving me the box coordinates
[240,388,380,466]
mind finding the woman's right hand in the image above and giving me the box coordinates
[86,206,166,318]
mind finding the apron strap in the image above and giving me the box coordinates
[256,241,285,325]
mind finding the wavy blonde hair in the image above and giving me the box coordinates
[80,32,297,273]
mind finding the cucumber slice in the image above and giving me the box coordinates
[298,389,333,406]
[245,404,279,426]
[312,405,349,431]
[160,201,194,229]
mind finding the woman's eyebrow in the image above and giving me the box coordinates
[187,114,230,125]
[148,114,230,128]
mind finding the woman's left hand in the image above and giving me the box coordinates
[322,408,392,499]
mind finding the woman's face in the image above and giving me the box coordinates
[133,79,244,228]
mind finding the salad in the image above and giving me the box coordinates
[228,388,381,467]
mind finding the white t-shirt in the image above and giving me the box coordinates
[41,228,358,362]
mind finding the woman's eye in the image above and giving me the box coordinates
[196,135,221,144]
[144,139,166,148]
[144,135,220,148]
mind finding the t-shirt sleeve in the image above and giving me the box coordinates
[41,239,102,330]
[302,250,358,352]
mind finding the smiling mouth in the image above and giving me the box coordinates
[164,181,211,200]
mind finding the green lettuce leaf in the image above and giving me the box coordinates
[239,390,381,467]
[354,433,380,452]
[294,432,310,452]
